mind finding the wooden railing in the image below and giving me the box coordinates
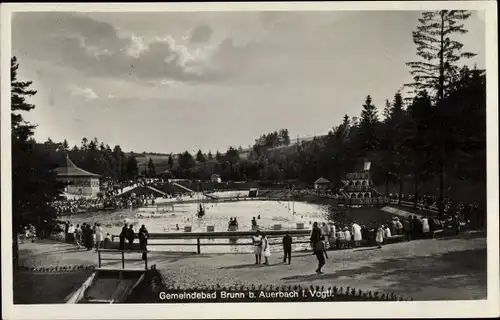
[111,230,312,254]
[390,199,439,214]
[97,249,149,270]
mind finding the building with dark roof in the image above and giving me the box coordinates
[314,177,331,190]
[56,155,100,197]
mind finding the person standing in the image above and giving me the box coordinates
[310,222,322,254]
[321,223,330,249]
[328,222,336,249]
[81,223,87,248]
[261,233,271,265]
[126,224,135,250]
[74,224,82,248]
[414,216,423,239]
[421,217,430,238]
[95,223,103,251]
[344,227,352,248]
[67,224,75,244]
[314,236,328,274]
[119,223,127,250]
[252,230,263,264]
[403,217,412,241]
[376,224,384,248]
[138,225,149,261]
[282,232,292,264]
[352,222,362,247]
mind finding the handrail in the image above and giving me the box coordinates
[110,229,312,254]
[97,248,149,269]
[112,229,311,241]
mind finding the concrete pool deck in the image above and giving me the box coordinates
[18,232,487,301]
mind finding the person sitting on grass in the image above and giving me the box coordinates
[314,235,328,274]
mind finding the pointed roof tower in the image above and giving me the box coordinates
[56,154,100,177]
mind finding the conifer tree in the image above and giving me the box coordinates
[405,10,476,214]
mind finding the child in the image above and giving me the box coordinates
[315,236,328,274]
[104,233,111,249]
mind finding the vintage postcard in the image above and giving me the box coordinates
[1,1,498,319]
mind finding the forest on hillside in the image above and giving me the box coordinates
[12,10,487,229]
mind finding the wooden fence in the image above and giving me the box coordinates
[111,230,312,254]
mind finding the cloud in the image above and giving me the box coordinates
[12,12,216,83]
[71,87,99,100]
[189,24,213,44]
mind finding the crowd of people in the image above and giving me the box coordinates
[390,192,484,229]
[247,202,473,275]
[63,221,111,250]
[62,220,150,260]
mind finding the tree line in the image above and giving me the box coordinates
[11,10,485,243]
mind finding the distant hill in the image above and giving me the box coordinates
[133,133,328,173]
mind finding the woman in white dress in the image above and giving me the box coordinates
[252,230,263,264]
[376,225,385,248]
[352,222,362,247]
[95,223,103,250]
[321,223,330,249]
[421,217,430,237]
[261,233,271,265]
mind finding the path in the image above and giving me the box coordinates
[18,232,486,301]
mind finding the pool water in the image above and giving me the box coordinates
[66,200,329,253]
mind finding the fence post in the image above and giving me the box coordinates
[197,238,201,254]
[98,250,101,268]
[145,251,148,270]
[121,251,125,269]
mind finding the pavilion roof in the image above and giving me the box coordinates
[314,177,331,184]
[56,155,100,177]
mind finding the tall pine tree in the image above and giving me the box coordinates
[357,95,379,158]
[405,10,476,214]
[11,57,65,269]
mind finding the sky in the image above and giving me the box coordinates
[11,10,485,154]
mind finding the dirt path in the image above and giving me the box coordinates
[19,233,486,301]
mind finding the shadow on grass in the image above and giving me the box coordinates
[13,270,93,304]
[280,248,487,300]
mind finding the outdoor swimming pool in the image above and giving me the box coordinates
[66,199,330,253]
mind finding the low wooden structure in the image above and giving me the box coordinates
[111,230,312,254]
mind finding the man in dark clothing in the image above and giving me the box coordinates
[282,232,293,264]
[310,222,322,254]
[412,216,422,239]
[138,225,149,260]
[404,216,412,241]
[126,225,135,250]
[119,223,128,250]
[85,224,93,250]
[64,221,70,243]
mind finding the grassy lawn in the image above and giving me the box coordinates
[13,270,93,304]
